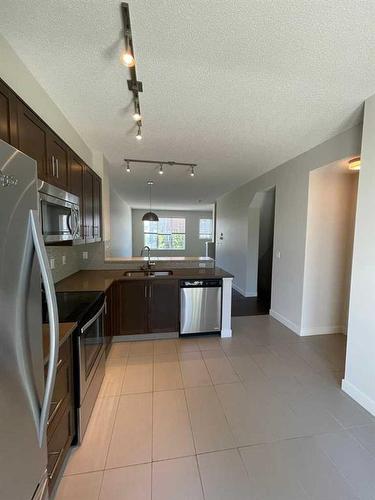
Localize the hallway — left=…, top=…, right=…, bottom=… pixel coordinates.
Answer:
left=56, top=316, right=375, bottom=500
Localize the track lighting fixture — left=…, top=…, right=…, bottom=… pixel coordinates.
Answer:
left=136, top=126, right=142, bottom=141
left=121, top=3, right=144, bottom=139
left=122, top=158, right=198, bottom=177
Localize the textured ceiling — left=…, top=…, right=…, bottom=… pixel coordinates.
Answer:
left=1, top=0, right=375, bottom=209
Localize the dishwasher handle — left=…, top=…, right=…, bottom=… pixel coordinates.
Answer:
left=180, top=279, right=222, bottom=288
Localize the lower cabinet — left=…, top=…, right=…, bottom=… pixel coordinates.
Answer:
left=118, top=279, right=179, bottom=336
left=104, top=283, right=115, bottom=353
left=46, top=336, right=75, bottom=493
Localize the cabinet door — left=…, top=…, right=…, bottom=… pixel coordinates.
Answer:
left=0, top=79, right=18, bottom=145
left=46, top=132, right=69, bottom=190
left=83, top=166, right=95, bottom=242
left=17, top=102, right=48, bottom=180
left=118, top=280, right=148, bottom=335
left=148, top=279, right=179, bottom=333
left=93, top=174, right=102, bottom=241
left=69, top=152, right=85, bottom=240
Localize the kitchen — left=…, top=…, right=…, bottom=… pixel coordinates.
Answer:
left=2, top=2, right=375, bottom=500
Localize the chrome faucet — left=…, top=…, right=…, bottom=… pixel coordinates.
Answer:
left=140, top=245, right=155, bottom=270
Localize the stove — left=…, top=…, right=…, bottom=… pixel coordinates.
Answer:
left=43, top=290, right=104, bottom=325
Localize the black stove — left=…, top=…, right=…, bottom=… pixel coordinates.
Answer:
left=43, top=290, right=104, bottom=325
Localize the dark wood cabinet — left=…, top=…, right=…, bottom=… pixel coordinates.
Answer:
left=0, top=79, right=18, bottom=145
left=105, top=284, right=115, bottom=353
left=118, top=279, right=179, bottom=335
left=45, top=336, right=75, bottom=493
left=149, top=280, right=179, bottom=333
left=46, top=132, right=69, bottom=190
left=83, top=166, right=95, bottom=242
left=93, top=174, right=102, bottom=241
left=17, top=102, right=48, bottom=181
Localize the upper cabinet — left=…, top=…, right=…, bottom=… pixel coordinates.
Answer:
left=0, top=77, right=102, bottom=245
left=0, top=79, right=18, bottom=146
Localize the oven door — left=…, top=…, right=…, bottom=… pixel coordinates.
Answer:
left=39, top=192, right=80, bottom=243
left=78, top=302, right=105, bottom=403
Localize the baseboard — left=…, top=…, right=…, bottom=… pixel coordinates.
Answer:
left=113, top=332, right=179, bottom=341
left=220, top=328, right=232, bottom=338
left=269, top=309, right=300, bottom=335
left=342, top=379, right=375, bottom=417
left=299, top=325, right=346, bottom=336
left=232, top=283, right=257, bottom=298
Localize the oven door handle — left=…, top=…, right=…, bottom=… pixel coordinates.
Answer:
left=72, top=208, right=80, bottom=239
left=80, top=300, right=106, bottom=334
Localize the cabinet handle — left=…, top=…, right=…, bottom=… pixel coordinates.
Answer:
left=48, top=447, right=65, bottom=480
left=51, top=156, right=55, bottom=177
left=144, top=285, right=148, bottom=298
left=56, top=358, right=63, bottom=370
left=47, top=398, right=63, bottom=426
left=149, top=284, right=152, bottom=298
left=56, top=158, right=59, bottom=179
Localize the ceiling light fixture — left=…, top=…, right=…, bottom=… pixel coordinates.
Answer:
left=136, top=126, right=142, bottom=141
left=123, top=158, right=198, bottom=177
left=121, top=3, right=144, bottom=138
left=142, top=181, right=159, bottom=222
left=348, top=157, right=361, bottom=171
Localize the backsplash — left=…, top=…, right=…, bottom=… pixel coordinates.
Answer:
left=46, top=246, right=81, bottom=282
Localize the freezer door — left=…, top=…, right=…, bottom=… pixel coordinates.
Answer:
left=0, top=140, right=58, bottom=500
left=180, top=287, right=222, bottom=334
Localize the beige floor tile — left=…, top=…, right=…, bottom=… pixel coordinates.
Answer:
left=350, top=424, right=375, bottom=457
left=154, top=339, right=177, bottom=355
left=185, top=386, right=235, bottom=453
left=153, top=389, right=195, bottom=461
left=152, top=456, right=204, bottom=500
left=121, top=355, right=153, bottom=394
left=106, top=393, right=152, bottom=468
left=225, top=352, right=265, bottom=381
left=201, top=350, right=239, bottom=384
left=154, top=352, right=183, bottom=391
left=179, top=351, right=212, bottom=388
left=197, top=336, right=223, bottom=351
left=55, top=471, right=103, bottom=500
left=176, top=337, right=200, bottom=353
left=99, top=362, right=127, bottom=397
left=64, top=397, right=119, bottom=475
left=108, top=342, right=131, bottom=359
left=129, top=341, right=154, bottom=357
left=99, top=463, right=151, bottom=500
left=197, top=449, right=253, bottom=500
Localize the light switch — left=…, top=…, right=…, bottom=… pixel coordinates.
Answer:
left=50, top=258, right=55, bottom=270
left=62, top=255, right=66, bottom=265
left=82, top=251, right=88, bottom=260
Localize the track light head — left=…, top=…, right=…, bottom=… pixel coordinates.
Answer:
left=125, top=160, right=131, bottom=173
left=136, top=126, right=142, bottom=141
left=122, top=51, right=135, bottom=67
left=158, top=164, right=164, bottom=175
left=133, top=112, right=142, bottom=122
left=190, top=166, right=195, bottom=177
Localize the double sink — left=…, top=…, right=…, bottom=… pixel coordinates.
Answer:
left=123, top=270, right=174, bottom=277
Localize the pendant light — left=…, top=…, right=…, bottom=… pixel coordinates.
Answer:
left=142, top=181, right=159, bottom=222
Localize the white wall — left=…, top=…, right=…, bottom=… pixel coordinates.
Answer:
left=0, top=34, right=93, bottom=167
left=216, top=124, right=362, bottom=333
left=109, top=189, right=132, bottom=257
left=343, top=95, right=375, bottom=416
left=132, top=209, right=213, bottom=257
left=301, top=164, right=358, bottom=335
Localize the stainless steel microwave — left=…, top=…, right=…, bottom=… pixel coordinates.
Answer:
left=38, top=181, right=81, bottom=243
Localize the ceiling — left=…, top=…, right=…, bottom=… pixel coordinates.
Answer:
left=1, top=1, right=375, bottom=209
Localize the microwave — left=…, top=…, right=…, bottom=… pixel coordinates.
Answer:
left=38, top=181, right=81, bottom=243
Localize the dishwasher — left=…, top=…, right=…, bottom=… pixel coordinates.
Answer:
left=180, top=279, right=222, bottom=335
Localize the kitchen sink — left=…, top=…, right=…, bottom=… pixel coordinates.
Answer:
left=123, top=270, right=173, bottom=277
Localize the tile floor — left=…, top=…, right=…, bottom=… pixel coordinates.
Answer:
left=55, top=315, right=375, bottom=500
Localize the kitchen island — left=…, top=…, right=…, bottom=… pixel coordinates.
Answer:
left=55, top=267, right=233, bottom=340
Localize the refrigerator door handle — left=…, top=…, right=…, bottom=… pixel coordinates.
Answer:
left=29, top=209, right=59, bottom=447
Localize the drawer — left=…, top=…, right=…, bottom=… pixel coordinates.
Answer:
left=47, top=404, right=74, bottom=492
left=46, top=339, right=72, bottom=438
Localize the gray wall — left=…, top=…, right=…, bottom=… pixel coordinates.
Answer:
left=132, top=209, right=213, bottom=257
left=344, top=95, right=375, bottom=415
left=216, top=124, right=362, bottom=332
left=109, top=189, right=133, bottom=257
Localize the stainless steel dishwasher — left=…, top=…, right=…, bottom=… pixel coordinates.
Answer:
left=180, top=279, right=222, bottom=335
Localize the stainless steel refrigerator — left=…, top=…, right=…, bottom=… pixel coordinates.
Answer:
left=0, top=140, right=59, bottom=500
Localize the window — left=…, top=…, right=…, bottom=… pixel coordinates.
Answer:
left=144, top=218, right=186, bottom=250
left=199, top=218, right=213, bottom=239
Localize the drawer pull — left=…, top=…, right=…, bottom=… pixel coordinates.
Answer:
left=47, top=399, right=63, bottom=426
left=56, top=358, right=63, bottom=370
left=48, top=447, right=64, bottom=480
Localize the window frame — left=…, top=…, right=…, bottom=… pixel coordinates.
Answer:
left=144, top=217, right=186, bottom=251
left=199, top=218, right=213, bottom=240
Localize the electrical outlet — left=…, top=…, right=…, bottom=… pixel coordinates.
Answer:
left=62, top=255, right=66, bottom=265
left=82, top=251, right=88, bottom=260
left=50, top=258, right=55, bottom=270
